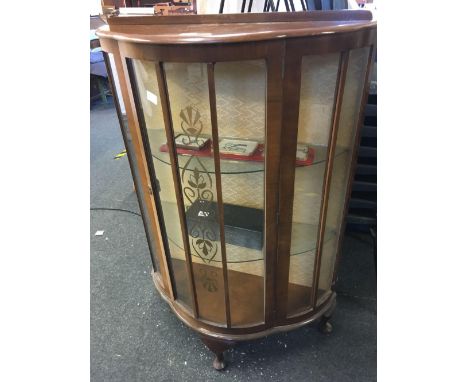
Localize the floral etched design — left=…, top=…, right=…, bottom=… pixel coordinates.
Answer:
left=179, top=106, right=218, bottom=272
left=179, top=105, right=205, bottom=147
left=200, top=269, right=218, bottom=293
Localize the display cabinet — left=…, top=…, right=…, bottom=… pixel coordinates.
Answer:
left=97, top=10, right=376, bottom=370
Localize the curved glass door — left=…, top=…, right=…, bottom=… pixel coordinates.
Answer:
left=130, top=59, right=194, bottom=313
left=128, top=58, right=267, bottom=327
left=286, top=47, right=371, bottom=315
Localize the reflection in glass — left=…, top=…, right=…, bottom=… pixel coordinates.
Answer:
left=317, top=47, right=371, bottom=305
left=108, top=54, right=160, bottom=273
left=287, top=53, right=340, bottom=316
left=132, top=59, right=194, bottom=312
left=164, top=62, right=227, bottom=324
left=215, top=60, right=266, bottom=326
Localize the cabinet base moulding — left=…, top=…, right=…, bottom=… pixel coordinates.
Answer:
left=152, top=270, right=337, bottom=368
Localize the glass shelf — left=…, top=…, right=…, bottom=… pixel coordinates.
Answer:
left=161, top=201, right=335, bottom=263
left=148, top=129, right=346, bottom=175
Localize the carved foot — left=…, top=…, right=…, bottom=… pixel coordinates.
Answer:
left=319, top=318, right=333, bottom=334
left=200, top=336, right=235, bottom=371
left=212, top=352, right=226, bottom=371
left=318, top=296, right=336, bottom=334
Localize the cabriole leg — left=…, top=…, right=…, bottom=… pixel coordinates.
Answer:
left=200, top=336, right=235, bottom=370
left=318, top=297, right=337, bottom=334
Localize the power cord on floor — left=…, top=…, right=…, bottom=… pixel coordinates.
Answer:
left=90, top=207, right=142, bottom=217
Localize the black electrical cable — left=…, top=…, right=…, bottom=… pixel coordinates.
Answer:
left=90, top=207, right=142, bottom=217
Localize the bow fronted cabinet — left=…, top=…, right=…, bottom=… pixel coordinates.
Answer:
left=97, top=10, right=376, bottom=370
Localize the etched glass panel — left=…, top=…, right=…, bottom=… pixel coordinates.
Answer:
left=165, top=62, right=227, bottom=324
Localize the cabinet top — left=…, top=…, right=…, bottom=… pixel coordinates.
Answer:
left=96, top=10, right=376, bottom=45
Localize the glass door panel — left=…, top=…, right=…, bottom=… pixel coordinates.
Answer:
left=215, top=60, right=266, bottom=326
left=130, top=58, right=268, bottom=326
left=105, top=53, right=161, bottom=273
left=164, top=62, right=227, bottom=324
left=287, top=53, right=340, bottom=316
left=316, top=47, right=371, bottom=305
left=131, top=59, right=194, bottom=312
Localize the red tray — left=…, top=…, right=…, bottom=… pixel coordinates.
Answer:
left=159, top=141, right=315, bottom=166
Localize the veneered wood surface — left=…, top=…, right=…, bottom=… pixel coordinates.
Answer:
left=171, top=258, right=312, bottom=328
left=97, top=11, right=375, bottom=45
left=152, top=264, right=336, bottom=340
left=275, top=47, right=303, bottom=321
left=263, top=41, right=284, bottom=328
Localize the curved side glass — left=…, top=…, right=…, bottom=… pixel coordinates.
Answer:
left=105, top=53, right=160, bottom=274
left=287, top=53, right=341, bottom=316
left=131, top=59, right=193, bottom=313
left=316, top=47, right=371, bottom=306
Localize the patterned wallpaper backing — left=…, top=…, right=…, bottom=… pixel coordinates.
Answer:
left=131, top=48, right=369, bottom=287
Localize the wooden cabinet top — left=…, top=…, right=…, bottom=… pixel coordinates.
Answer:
left=97, top=10, right=376, bottom=45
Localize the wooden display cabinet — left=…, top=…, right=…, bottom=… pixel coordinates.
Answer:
left=97, top=10, right=376, bottom=370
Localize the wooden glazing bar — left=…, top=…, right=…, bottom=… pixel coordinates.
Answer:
left=332, top=45, right=375, bottom=285
left=112, top=46, right=174, bottom=299
left=207, top=63, right=231, bottom=328
left=275, top=48, right=303, bottom=321
left=155, top=62, right=199, bottom=318
left=311, top=51, right=350, bottom=308
left=263, top=42, right=285, bottom=326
